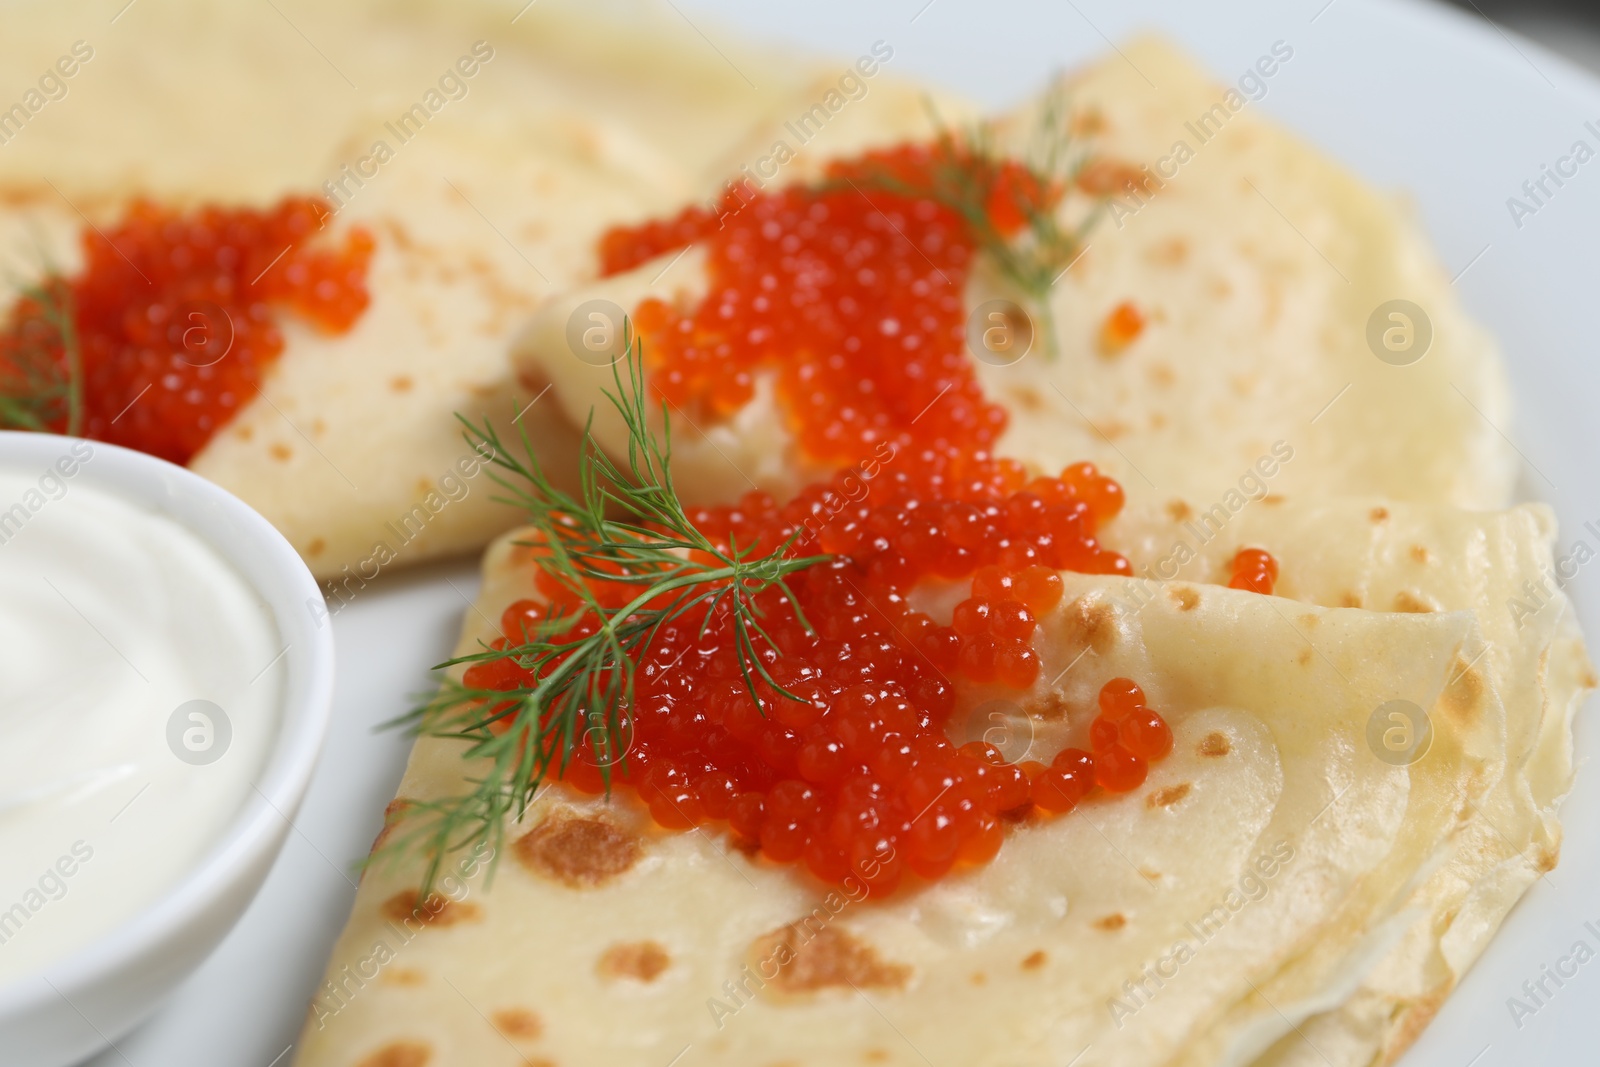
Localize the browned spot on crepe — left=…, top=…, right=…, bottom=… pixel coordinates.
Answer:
left=1340, top=591, right=1363, bottom=608
left=305, top=537, right=325, bottom=558
left=1007, top=384, right=1046, bottom=413
left=1075, top=158, right=1155, bottom=197
left=1147, top=783, right=1192, bottom=808
left=380, top=967, right=425, bottom=987
left=514, top=809, right=642, bottom=888
left=1297, top=613, right=1319, bottom=630
left=1165, top=499, right=1194, bottom=522
left=269, top=442, right=292, bottom=462
left=1410, top=544, right=1430, bottom=564
left=866, top=1049, right=891, bottom=1063
left=751, top=924, right=911, bottom=995
left=1093, top=913, right=1128, bottom=931
left=356, top=1041, right=432, bottom=1067
left=1297, top=647, right=1313, bottom=667
left=390, top=375, right=414, bottom=393
left=1394, top=590, right=1437, bottom=613
left=1168, top=586, right=1199, bottom=611
left=1261, top=494, right=1285, bottom=506
left=598, top=940, right=671, bottom=982
left=1147, top=236, right=1189, bottom=266
left=380, top=890, right=482, bottom=929
left=1198, top=732, right=1231, bottom=757
left=1021, top=950, right=1048, bottom=970
left=1148, top=362, right=1176, bottom=387
left=1536, top=841, right=1561, bottom=873
left=490, top=1007, right=543, bottom=1039
left=970, top=971, right=987, bottom=986
left=1062, top=595, right=1118, bottom=655
left=1439, top=655, right=1486, bottom=725
left=368, top=798, right=413, bottom=856
left=1370, top=507, right=1389, bottom=523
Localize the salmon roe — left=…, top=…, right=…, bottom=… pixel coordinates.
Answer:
left=462, top=145, right=1175, bottom=895
left=0, top=197, right=373, bottom=463
left=1228, top=547, right=1279, bottom=595
left=599, top=145, right=1047, bottom=467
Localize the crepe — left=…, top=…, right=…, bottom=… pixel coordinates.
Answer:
left=1101, top=496, right=1593, bottom=1066
left=0, top=0, right=913, bottom=580
left=294, top=533, right=1494, bottom=1067
left=512, top=37, right=1515, bottom=513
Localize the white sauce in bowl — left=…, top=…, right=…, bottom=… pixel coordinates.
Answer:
left=0, top=446, right=284, bottom=985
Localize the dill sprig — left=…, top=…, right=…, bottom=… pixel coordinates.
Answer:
left=375, top=331, right=830, bottom=891
left=835, top=86, right=1103, bottom=359
left=0, top=275, right=83, bottom=435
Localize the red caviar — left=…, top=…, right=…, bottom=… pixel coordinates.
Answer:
left=457, top=144, right=1181, bottom=894
left=1228, top=547, right=1280, bottom=595
left=599, top=145, right=1051, bottom=468
left=0, top=197, right=373, bottom=463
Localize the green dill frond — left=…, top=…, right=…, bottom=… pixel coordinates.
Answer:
left=371, top=329, right=829, bottom=893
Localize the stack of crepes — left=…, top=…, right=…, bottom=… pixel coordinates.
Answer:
left=0, top=0, right=951, bottom=580
left=296, top=36, right=1593, bottom=1067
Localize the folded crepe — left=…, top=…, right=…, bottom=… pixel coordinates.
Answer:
left=1104, top=497, right=1594, bottom=1065
left=0, top=0, right=944, bottom=579
left=294, top=535, right=1494, bottom=1067
left=512, top=37, right=1515, bottom=513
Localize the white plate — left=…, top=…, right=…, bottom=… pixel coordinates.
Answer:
left=86, top=1, right=1600, bottom=1063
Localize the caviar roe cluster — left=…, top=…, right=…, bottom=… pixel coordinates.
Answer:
left=0, top=197, right=373, bottom=463
left=599, top=144, right=1048, bottom=467
left=457, top=143, right=1190, bottom=895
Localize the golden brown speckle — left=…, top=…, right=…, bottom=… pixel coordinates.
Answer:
left=1410, top=544, right=1430, bottom=564
left=1340, top=592, right=1363, bottom=608
left=514, top=810, right=643, bottom=889
left=750, top=924, right=911, bottom=994
left=1093, top=913, right=1127, bottom=931
left=490, top=1008, right=542, bottom=1039
left=380, top=890, right=481, bottom=929
left=1198, top=732, right=1231, bottom=757
left=598, top=940, right=671, bottom=983
left=390, top=375, right=414, bottom=393
left=1393, top=591, right=1437, bottom=613
left=1062, top=595, right=1118, bottom=656
left=1147, top=783, right=1192, bottom=808
left=380, top=968, right=426, bottom=987
left=1165, top=499, right=1194, bottom=522
left=1169, top=586, right=1200, bottom=611
left=269, top=443, right=292, bottom=462
left=356, top=1041, right=432, bottom=1067
left=1370, top=507, right=1390, bottom=523
left=1022, top=950, right=1048, bottom=970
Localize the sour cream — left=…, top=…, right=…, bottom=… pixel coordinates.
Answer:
left=0, top=444, right=284, bottom=986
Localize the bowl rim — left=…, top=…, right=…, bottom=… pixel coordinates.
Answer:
left=0, top=431, right=335, bottom=1018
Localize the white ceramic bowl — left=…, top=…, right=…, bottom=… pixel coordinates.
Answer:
left=0, top=432, right=334, bottom=1067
